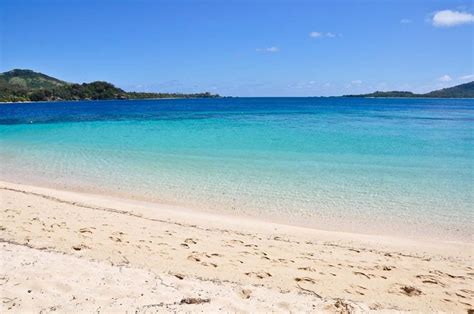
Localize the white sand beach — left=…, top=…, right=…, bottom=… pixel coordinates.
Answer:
left=0, top=180, right=472, bottom=312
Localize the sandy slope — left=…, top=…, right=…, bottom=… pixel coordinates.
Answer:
left=0, top=181, right=472, bottom=312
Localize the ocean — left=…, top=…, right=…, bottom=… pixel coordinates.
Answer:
left=1, top=97, right=472, bottom=240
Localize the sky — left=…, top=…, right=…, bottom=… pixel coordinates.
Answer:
left=1, top=0, right=473, bottom=96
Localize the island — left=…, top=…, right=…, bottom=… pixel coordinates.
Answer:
left=0, top=69, right=220, bottom=102
left=344, top=81, right=474, bottom=98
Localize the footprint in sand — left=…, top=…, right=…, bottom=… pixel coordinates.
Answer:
left=349, top=284, right=367, bottom=295
left=276, top=258, right=294, bottom=264
left=244, top=244, right=258, bottom=248
left=375, top=265, right=394, bottom=271
left=109, top=231, right=125, bottom=242
left=295, top=277, right=316, bottom=284
left=187, top=254, right=201, bottom=262
left=429, top=270, right=466, bottom=280
left=72, top=244, right=89, bottom=251
left=416, top=274, right=446, bottom=287
left=79, top=227, right=93, bottom=234
left=109, top=236, right=122, bottom=242
left=184, top=238, right=197, bottom=245
left=353, top=271, right=374, bottom=279
left=245, top=271, right=272, bottom=279
left=239, top=289, right=252, bottom=299
left=201, top=262, right=218, bottom=268
left=173, top=273, right=185, bottom=280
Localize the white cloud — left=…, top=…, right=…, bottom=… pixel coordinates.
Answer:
left=438, top=74, right=452, bottom=82
left=459, top=74, right=474, bottom=81
left=256, top=46, right=279, bottom=53
left=351, top=80, right=363, bottom=85
left=309, top=31, right=339, bottom=39
left=432, top=10, right=474, bottom=27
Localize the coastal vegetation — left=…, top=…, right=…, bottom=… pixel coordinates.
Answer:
left=344, top=81, right=474, bottom=98
left=0, top=69, right=220, bottom=102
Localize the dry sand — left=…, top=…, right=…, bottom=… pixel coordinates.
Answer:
left=0, top=180, right=473, bottom=312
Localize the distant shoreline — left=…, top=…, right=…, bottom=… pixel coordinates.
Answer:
left=0, top=97, right=221, bottom=104
left=2, top=96, right=474, bottom=104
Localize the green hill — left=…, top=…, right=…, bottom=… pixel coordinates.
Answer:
left=0, top=69, right=68, bottom=90
left=344, top=81, right=474, bottom=98
left=423, top=81, right=474, bottom=98
left=0, top=69, right=220, bottom=102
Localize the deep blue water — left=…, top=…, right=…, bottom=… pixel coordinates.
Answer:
left=1, top=98, right=473, bottom=239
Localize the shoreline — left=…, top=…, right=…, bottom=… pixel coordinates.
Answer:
left=2, top=96, right=474, bottom=105
left=2, top=179, right=471, bottom=249
left=0, top=97, right=221, bottom=105
left=1, top=180, right=473, bottom=312
left=1, top=170, right=471, bottom=243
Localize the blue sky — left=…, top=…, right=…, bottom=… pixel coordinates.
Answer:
left=1, top=0, right=473, bottom=96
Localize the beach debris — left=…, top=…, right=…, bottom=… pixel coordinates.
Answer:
left=295, top=276, right=322, bottom=298
left=400, top=286, right=422, bottom=296
left=333, top=298, right=355, bottom=314
left=296, top=283, right=322, bottom=299
left=179, top=297, right=210, bottom=305
left=79, top=228, right=93, bottom=234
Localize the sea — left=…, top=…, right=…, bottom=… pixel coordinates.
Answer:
left=1, top=97, right=472, bottom=241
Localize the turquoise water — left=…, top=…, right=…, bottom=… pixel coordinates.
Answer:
left=0, top=98, right=473, bottom=240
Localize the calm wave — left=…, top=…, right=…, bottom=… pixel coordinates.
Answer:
left=1, top=98, right=473, bottom=240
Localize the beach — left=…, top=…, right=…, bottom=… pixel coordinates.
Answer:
left=1, top=180, right=472, bottom=312
left=2, top=0, right=474, bottom=311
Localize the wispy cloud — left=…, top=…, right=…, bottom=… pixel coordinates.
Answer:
left=459, top=74, right=474, bottom=81
left=309, top=31, right=322, bottom=38
left=438, top=74, right=452, bottom=82
left=351, top=80, right=363, bottom=85
left=309, top=31, right=339, bottom=39
left=256, top=46, right=279, bottom=53
left=432, top=10, right=474, bottom=27
left=400, top=19, right=412, bottom=24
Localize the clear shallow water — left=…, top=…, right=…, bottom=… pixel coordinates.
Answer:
left=1, top=98, right=473, bottom=240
